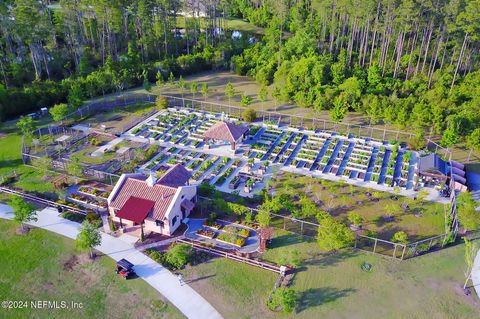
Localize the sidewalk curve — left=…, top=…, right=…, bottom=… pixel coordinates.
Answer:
left=0, top=204, right=222, bottom=319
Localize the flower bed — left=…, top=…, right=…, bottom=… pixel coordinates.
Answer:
left=69, top=193, right=107, bottom=208
left=196, top=228, right=215, bottom=239
left=217, top=232, right=246, bottom=247
left=223, top=225, right=250, bottom=238
left=203, top=220, right=221, bottom=230
left=78, top=186, right=109, bottom=200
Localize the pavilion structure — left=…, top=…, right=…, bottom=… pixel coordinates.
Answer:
left=203, top=121, right=248, bottom=151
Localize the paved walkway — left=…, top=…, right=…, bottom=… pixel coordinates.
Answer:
left=472, top=249, right=480, bottom=297
left=91, top=137, right=124, bottom=157
left=0, top=204, right=222, bottom=319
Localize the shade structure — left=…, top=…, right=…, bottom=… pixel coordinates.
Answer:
left=116, top=196, right=155, bottom=224
left=203, top=121, right=248, bottom=144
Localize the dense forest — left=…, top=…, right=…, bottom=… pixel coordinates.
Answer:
left=0, top=0, right=480, bottom=149
left=0, top=0, right=248, bottom=119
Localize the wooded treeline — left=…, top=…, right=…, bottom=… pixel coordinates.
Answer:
left=0, top=0, right=247, bottom=119
left=230, top=0, right=480, bottom=149
left=1, top=0, right=480, bottom=149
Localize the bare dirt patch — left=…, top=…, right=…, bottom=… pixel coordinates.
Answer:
left=15, top=226, right=31, bottom=235
left=63, top=254, right=79, bottom=271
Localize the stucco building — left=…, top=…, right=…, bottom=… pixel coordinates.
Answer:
left=107, top=164, right=196, bottom=236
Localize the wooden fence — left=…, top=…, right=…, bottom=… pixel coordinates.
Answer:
left=0, top=186, right=88, bottom=215
left=177, top=238, right=282, bottom=273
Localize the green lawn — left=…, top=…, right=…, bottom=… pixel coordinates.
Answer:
left=73, top=146, right=117, bottom=165
left=0, top=132, right=56, bottom=194
left=271, top=172, right=446, bottom=242
left=265, top=230, right=480, bottom=319
left=182, top=229, right=480, bottom=319
left=179, top=258, right=277, bottom=319
left=0, top=219, right=183, bottom=319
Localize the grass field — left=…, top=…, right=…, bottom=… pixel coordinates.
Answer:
left=182, top=230, right=480, bottom=319
left=179, top=258, right=277, bottom=319
left=270, top=172, right=446, bottom=242
left=0, top=219, right=183, bottom=319
left=0, top=130, right=56, bottom=194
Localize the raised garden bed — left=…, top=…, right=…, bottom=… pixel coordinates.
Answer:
left=223, top=225, right=250, bottom=238
left=203, top=220, right=222, bottom=230
left=68, top=193, right=107, bottom=209
left=196, top=228, right=215, bottom=239
left=217, top=233, right=246, bottom=247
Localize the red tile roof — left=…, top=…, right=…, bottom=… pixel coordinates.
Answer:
left=203, top=121, right=248, bottom=144
left=116, top=196, right=155, bottom=223
left=110, top=177, right=177, bottom=220
left=110, top=165, right=192, bottom=221
left=157, top=164, right=191, bottom=187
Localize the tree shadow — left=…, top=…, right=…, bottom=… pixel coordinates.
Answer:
left=186, top=274, right=216, bottom=284
left=296, top=287, right=356, bottom=313
left=268, top=234, right=312, bottom=249
left=0, top=159, right=23, bottom=170
left=301, top=249, right=358, bottom=268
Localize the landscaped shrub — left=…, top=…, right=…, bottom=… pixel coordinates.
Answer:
left=235, top=237, right=246, bottom=247
left=145, top=145, right=160, bottom=161
left=197, top=183, right=215, bottom=197
left=61, top=212, right=85, bottom=223
left=165, top=243, right=193, bottom=270
left=146, top=249, right=166, bottom=264
left=267, top=288, right=297, bottom=313
left=204, top=215, right=221, bottom=229
left=242, top=107, right=257, bottom=122
left=317, top=217, right=354, bottom=252
left=238, top=228, right=250, bottom=237
left=0, top=175, right=15, bottom=186
left=391, top=231, right=408, bottom=244
left=347, top=212, right=364, bottom=227
left=86, top=212, right=100, bottom=225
